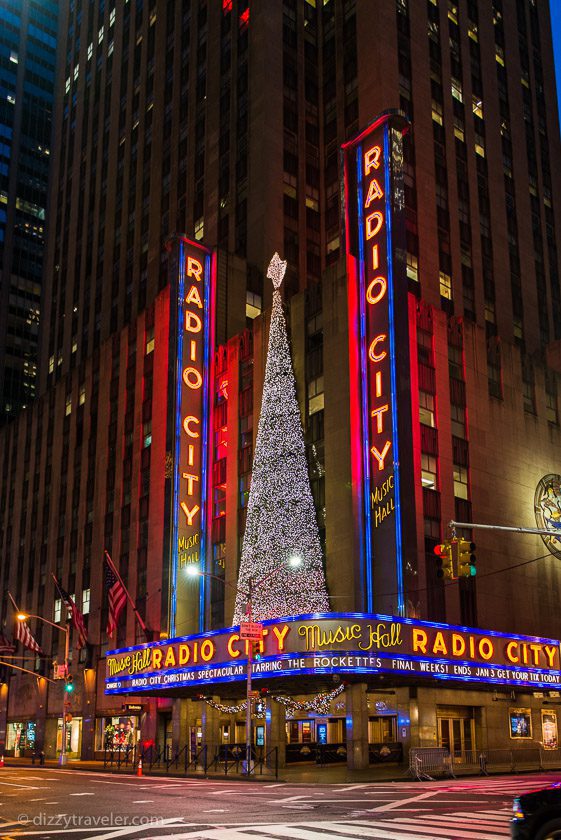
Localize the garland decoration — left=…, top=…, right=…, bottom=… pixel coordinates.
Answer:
left=272, top=684, right=346, bottom=717
left=197, top=684, right=346, bottom=719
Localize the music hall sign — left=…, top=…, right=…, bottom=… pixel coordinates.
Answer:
left=105, top=613, right=561, bottom=695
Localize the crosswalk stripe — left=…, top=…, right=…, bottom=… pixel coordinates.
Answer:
left=419, top=814, right=510, bottom=828
left=153, top=827, right=464, bottom=840
left=388, top=817, right=509, bottom=838
left=451, top=810, right=510, bottom=821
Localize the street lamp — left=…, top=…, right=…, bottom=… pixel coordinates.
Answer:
left=186, top=554, right=302, bottom=773
left=17, top=613, right=70, bottom=766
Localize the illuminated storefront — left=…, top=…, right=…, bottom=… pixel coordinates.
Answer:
left=104, top=613, right=561, bottom=766
left=106, top=614, right=561, bottom=694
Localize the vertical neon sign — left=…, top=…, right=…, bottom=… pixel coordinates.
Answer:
left=343, top=112, right=413, bottom=617
left=169, top=237, right=215, bottom=637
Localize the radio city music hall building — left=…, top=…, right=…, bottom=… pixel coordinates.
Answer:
left=2, top=1, right=561, bottom=767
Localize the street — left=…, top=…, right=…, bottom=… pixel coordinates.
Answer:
left=0, top=767, right=558, bottom=839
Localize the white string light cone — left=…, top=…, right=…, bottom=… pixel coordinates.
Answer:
left=233, top=254, right=330, bottom=623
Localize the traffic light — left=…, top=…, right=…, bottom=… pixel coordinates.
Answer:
left=458, top=539, right=476, bottom=577
left=251, top=641, right=262, bottom=661
left=434, top=541, right=455, bottom=579
left=64, top=673, right=74, bottom=693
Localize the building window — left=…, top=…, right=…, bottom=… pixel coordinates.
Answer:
left=145, top=327, right=154, bottom=354
left=65, top=395, right=72, bottom=416
left=246, top=291, right=262, bottom=320
left=143, top=421, right=152, bottom=448
left=54, top=598, right=61, bottom=623
left=308, top=376, right=324, bottom=415
left=421, top=453, right=438, bottom=489
left=453, top=464, right=469, bottom=500
left=451, top=403, right=465, bottom=438
left=406, top=252, right=419, bottom=282
left=82, top=588, right=90, bottom=615
left=439, top=271, right=452, bottom=300
left=419, top=390, right=436, bottom=427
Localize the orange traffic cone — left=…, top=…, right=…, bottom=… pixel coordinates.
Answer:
left=0, top=755, right=4, bottom=768
left=136, top=757, right=142, bottom=777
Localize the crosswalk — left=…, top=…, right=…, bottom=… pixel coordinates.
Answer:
left=3, top=808, right=512, bottom=840
left=180, top=810, right=511, bottom=840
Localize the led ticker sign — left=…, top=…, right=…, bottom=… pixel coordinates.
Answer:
left=343, top=112, right=415, bottom=616
left=105, top=613, right=561, bottom=695
left=169, top=237, right=215, bottom=637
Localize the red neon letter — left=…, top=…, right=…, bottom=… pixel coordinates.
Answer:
left=366, top=276, right=387, bottom=305
left=371, top=404, right=389, bottom=433
left=183, top=367, right=203, bottom=389
left=368, top=334, right=387, bottom=363
left=371, top=440, right=391, bottom=471
left=365, top=179, right=384, bottom=204
left=365, top=211, right=384, bottom=237
left=182, top=472, right=200, bottom=495
left=364, top=145, right=381, bottom=174
left=180, top=502, right=200, bottom=526
left=186, top=257, right=203, bottom=282
left=185, top=284, right=203, bottom=309
left=183, top=416, right=200, bottom=437
left=185, top=311, right=202, bottom=333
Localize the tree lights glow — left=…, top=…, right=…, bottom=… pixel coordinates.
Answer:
left=232, top=254, right=330, bottom=623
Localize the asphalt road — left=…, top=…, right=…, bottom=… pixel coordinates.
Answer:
left=0, top=766, right=558, bottom=839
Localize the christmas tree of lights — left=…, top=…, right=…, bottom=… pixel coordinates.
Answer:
left=233, top=253, right=330, bottom=623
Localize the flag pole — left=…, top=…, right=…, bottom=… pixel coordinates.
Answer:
left=104, top=550, right=151, bottom=641
left=7, top=591, right=19, bottom=612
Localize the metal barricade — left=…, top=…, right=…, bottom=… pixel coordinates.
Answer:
left=409, top=748, right=455, bottom=781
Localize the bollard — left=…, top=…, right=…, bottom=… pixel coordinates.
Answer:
left=137, top=757, right=143, bottom=777
left=40, top=751, right=45, bottom=766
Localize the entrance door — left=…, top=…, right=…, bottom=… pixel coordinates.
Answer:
left=438, top=716, right=474, bottom=760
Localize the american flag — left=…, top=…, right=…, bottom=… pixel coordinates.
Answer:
left=52, top=576, right=88, bottom=650
left=14, top=620, right=42, bottom=654
left=104, top=556, right=127, bottom=638
left=0, top=630, right=16, bottom=655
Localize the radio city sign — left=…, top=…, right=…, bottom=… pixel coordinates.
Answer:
left=105, top=613, right=561, bottom=695
left=343, top=111, right=415, bottom=616
left=168, top=237, right=215, bottom=637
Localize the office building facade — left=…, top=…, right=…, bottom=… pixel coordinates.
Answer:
left=0, top=0, right=58, bottom=423
left=2, top=0, right=561, bottom=766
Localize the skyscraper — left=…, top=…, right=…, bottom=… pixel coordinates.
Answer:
left=1, top=0, right=561, bottom=767
left=0, top=0, right=58, bottom=423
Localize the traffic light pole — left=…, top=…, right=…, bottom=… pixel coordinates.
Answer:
left=60, top=622, right=70, bottom=766
left=449, top=520, right=561, bottom=538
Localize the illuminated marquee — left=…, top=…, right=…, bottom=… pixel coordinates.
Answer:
left=169, top=237, right=215, bottom=637
left=105, top=613, right=561, bottom=695
left=343, top=112, right=414, bottom=616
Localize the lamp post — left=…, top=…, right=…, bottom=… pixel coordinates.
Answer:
left=186, top=554, right=302, bottom=774
left=17, top=613, right=70, bottom=766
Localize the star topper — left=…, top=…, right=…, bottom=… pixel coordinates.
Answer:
left=267, top=252, right=287, bottom=289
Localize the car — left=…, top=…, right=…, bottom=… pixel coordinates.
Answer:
left=512, top=784, right=561, bottom=839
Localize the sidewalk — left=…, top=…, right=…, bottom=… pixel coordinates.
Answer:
left=2, top=755, right=410, bottom=783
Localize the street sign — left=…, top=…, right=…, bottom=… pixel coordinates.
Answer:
left=239, top=622, right=263, bottom=640
left=53, top=664, right=67, bottom=680
left=248, top=690, right=260, bottom=698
